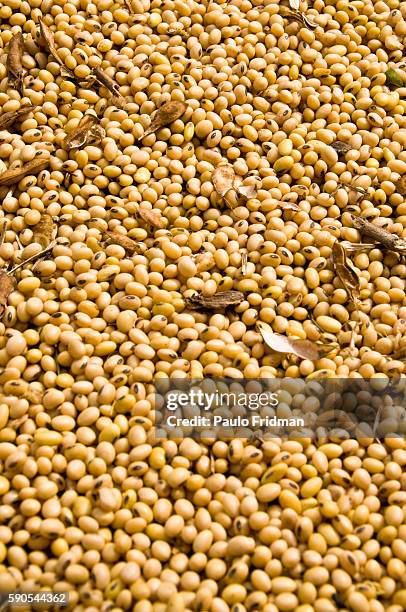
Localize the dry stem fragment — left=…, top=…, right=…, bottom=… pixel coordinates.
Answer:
left=141, top=101, right=187, bottom=138
left=351, top=215, right=406, bottom=252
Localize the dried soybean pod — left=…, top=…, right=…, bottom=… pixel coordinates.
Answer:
left=32, top=214, right=56, bottom=248
left=396, top=175, right=406, bottom=196
left=38, top=20, right=76, bottom=78
left=185, top=290, right=244, bottom=310
left=0, top=271, right=16, bottom=318
left=102, top=231, right=146, bottom=255
left=0, top=105, right=38, bottom=130
left=212, top=165, right=236, bottom=197
left=332, top=241, right=360, bottom=301
left=7, top=32, right=25, bottom=95
left=93, top=67, right=122, bottom=98
left=256, top=321, right=330, bottom=361
left=141, top=101, right=187, bottom=137
left=64, top=113, right=100, bottom=151
left=236, top=184, right=257, bottom=200
left=0, top=158, right=50, bottom=186
left=137, top=206, right=165, bottom=229
left=331, top=141, right=352, bottom=154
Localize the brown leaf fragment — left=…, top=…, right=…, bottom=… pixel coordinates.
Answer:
left=0, top=105, right=38, bottom=130
left=138, top=206, right=164, bottom=229
left=0, top=157, right=50, bottom=186
left=141, top=101, right=187, bottom=138
left=32, top=213, right=56, bottom=248
left=212, top=164, right=236, bottom=197
left=351, top=215, right=406, bottom=252
left=185, top=291, right=244, bottom=310
left=331, top=141, right=352, bottom=154
left=102, top=231, right=146, bottom=255
left=38, top=20, right=76, bottom=79
left=396, top=175, right=406, bottom=196
left=256, top=321, right=326, bottom=361
left=332, top=241, right=360, bottom=301
left=0, top=270, right=16, bottom=318
left=7, top=32, right=25, bottom=95
left=64, top=113, right=101, bottom=151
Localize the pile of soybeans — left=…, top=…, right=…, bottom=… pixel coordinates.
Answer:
left=0, top=0, right=406, bottom=609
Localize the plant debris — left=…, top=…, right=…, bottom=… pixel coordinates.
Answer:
left=63, top=112, right=104, bottom=150
left=396, top=175, right=406, bottom=196
left=101, top=231, right=146, bottom=254
left=212, top=164, right=235, bottom=197
left=0, top=105, right=38, bottom=130
left=385, top=69, right=404, bottom=88
left=282, top=9, right=318, bottom=29
left=256, top=321, right=330, bottom=361
left=38, top=20, right=76, bottom=79
left=32, top=213, right=56, bottom=248
left=141, top=101, right=187, bottom=138
left=7, top=32, right=25, bottom=95
left=137, top=206, right=165, bottom=229
left=340, top=241, right=376, bottom=253
left=351, top=215, right=406, bottom=253
left=331, top=141, right=352, bottom=154
left=0, top=243, right=55, bottom=318
left=92, top=67, right=126, bottom=107
left=0, top=158, right=50, bottom=186
left=280, top=201, right=300, bottom=212
left=235, top=184, right=257, bottom=200
left=332, top=241, right=360, bottom=302
left=289, top=0, right=300, bottom=9
left=185, top=290, right=244, bottom=310
left=0, top=271, right=16, bottom=318
left=241, top=252, right=248, bottom=276
left=212, top=165, right=256, bottom=209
